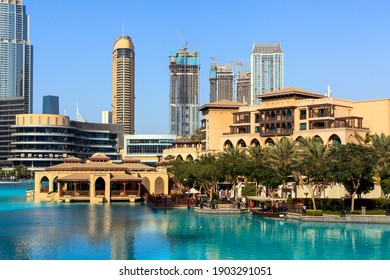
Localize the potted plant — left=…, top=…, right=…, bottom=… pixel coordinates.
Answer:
left=241, top=183, right=257, bottom=208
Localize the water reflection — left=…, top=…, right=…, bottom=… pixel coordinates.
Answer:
left=1, top=191, right=390, bottom=260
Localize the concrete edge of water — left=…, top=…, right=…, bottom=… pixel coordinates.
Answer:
left=286, top=212, right=390, bottom=224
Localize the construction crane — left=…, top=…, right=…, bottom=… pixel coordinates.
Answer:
left=210, top=57, right=249, bottom=72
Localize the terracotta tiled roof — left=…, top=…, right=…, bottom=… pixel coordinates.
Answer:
left=57, top=173, right=90, bottom=181
left=110, top=173, right=142, bottom=181
left=78, top=161, right=127, bottom=171
left=199, top=99, right=242, bottom=111
left=121, top=162, right=156, bottom=171
left=89, top=153, right=110, bottom=162
left=46, top=162, right=84, bottom=171
left=258, top=86, right=325, bottom=99
left=172, top=136, right=195, bottom=144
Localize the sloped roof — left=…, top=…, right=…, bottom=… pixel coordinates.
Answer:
left=199, top=99, right=242, bottom=111
left=172, top=136, right=195, bottom=144
left=78, top=161, right=127, bottom=171
left=57, top=173, right=90, bottom=181
left=121, top=162, right=156, bottom=171
left=258, top=86, right=325, bottom=100
left=46, top=162, right=84, bottom=171
left=110, top=173, right=142, bottom=181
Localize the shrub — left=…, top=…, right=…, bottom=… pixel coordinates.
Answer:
left=306, top=210, right=323, bottom=216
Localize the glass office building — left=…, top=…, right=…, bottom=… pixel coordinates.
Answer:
left=124, top=134, right=176, bottom=166
left=250, top=43, right=283, bottom=104
left=9, top=114, right=123, bottom=168
left=42, top=95, right=59, bottom=114
left=0, top=0, right=33, bottom=165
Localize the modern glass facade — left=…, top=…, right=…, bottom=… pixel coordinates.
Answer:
left=250, top=43, right=283, bottom=105
left=124, top=134, right=176, bottom=166
left=0, top=0, right=33, bottom=165
left=169, top=48, right=200, bottom=136
left=42, top=95, right=59, bottom=114
left=9, top=114, right=123, bottom=168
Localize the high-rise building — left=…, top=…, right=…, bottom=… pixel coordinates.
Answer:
left=209, top=64, right=234, bottom=102
left=169, top=47, right=200, bottom=136
left=0, top=0, right=33, bottom=166
left=42, top=95, right=59, bottom=114
left=112, top=36, right=135, bottom=134
left=236, top=71, right=251, bottom=105
left=101, top=110, right=112, bottom=124
left=250, top=43, right=283, bottom=104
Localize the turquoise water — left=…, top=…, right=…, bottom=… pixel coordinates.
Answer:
left=1, top=184, right=390, bottom=260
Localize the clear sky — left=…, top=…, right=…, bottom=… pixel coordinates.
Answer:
left=26, top=0, right=390, bottom=134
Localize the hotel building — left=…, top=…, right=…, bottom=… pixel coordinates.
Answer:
left=169, top=47, right=200, bottom=136
left=250, top=43, right=283, bottom=104
left=209, top=64, right=234, bottom=102
left=112, top=36, right=135, bottom=134
left=0, top=0, right=33, bottom=166
left=8, top=114, right=123, bottom=169
left=199, top=87, right=390, bottom=153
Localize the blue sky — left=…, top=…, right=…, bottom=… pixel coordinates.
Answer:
left=26, top=0, right=390, bottom=134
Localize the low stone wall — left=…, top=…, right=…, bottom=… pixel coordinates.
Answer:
left=194, top=207, right=249, bottom=215
left=286, top=213, right=390, bottom=224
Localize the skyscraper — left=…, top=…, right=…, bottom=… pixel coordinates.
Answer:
left=0, top=0, right=33, bottom=165
left=250, top=43, right=283, bottom=104
left=112, top=36, right=135, bottom=134
left=101, top=111, right=112, bottom=124
left=42, top=95, right=59, bottom=114
left=169, top=47, right=200, bottom=136
left=209, top=64, right=234, bottom=102
left=236, top=71, right=251, bottom=105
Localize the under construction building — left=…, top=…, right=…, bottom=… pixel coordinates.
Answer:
left=169, top=48, right=200, bottom=136
left=209, top=64, right=234, bottom=102
left=236, top=71, right=251, bottom=105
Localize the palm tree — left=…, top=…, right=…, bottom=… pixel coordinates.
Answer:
left=219, top=146, right=247, bottom=190
left=297, top=137, right=330, bottom=210
left=369, top=133, right=390, bottom=196
left=267, top=137, right=297, bottom=190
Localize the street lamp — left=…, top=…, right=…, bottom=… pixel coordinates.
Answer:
left=304, top=192, right=308, bottom=199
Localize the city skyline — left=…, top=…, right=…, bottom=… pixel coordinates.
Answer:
left=26, top=0, right=390, bottom=134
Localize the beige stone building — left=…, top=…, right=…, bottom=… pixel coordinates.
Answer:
left=34, top=153, right=171, bottom=204
left=199, top=87, right=390, bottom=152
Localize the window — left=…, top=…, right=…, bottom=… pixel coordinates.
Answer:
left=300, top=110, right=307, bottom=120
left=300, top=123, right=307, bottom=130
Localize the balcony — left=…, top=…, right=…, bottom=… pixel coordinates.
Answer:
left=260, top=129, right=293, bottom=137
left=224, top=125, right=250, bottom=135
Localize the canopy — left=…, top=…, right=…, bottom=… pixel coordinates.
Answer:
left=186, top=188, right=200, bottom=194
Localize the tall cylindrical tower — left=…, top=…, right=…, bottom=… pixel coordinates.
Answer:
left=112, top=36, right=135, bottom=134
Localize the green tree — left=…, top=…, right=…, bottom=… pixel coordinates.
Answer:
left=369, top=133, right=390, bottom=195
left=296, top=137, right=331, bottom=210
left=165, top=159, right=196, bottom=193
left=267, top=137, right=297, bottom=189
left=327, top=143, right=378, bottom=210
left=194, top=154, right=224, bottom=199
left=219, top=146, right=247, bottom=186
